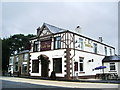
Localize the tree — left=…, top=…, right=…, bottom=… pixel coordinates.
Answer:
left=2, top=34, right=36, bottom=71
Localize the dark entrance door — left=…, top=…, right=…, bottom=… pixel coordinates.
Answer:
left=41, top=60, right=49, bottom=77
left=40, top=55, right=49, bottom=77
left=19, top=66, right=21, bottom=76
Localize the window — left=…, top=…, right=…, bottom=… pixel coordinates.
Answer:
left=23, top=53, right=28, bottom=62
left=32, top=60, right=39, bottom=73
left=9, top=57, right=13, bottom=64
left=93, top=43, right=97, bottom=53
left=110, top=48, right=112, bottom=56
left=54, top=36, right=61, bottom=49
left=79, top=57, right=84, bottom=72
left=74, top=62, right=78, bottom=71
left=79, top=38, right=83, bottom=50
left=16, top=56, right=19, bottom=62
left=53, top=58, right=62, bottom=73
left=110, top=63, right=116, bottom=71
left=105, top=47, right=107, bottom=56
left=33, top=41, right=39, bottom=52
left=22, top=64, right=27, bottom=73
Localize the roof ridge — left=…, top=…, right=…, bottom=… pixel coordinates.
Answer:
left=44, top=22, right=64, bottom=30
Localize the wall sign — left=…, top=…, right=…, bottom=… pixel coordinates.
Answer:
left=84, top=41, right=93, bottom=48
left=40, top=39, right=52, bottom=51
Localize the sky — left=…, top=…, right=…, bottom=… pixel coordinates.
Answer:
left=2, top=1, right=118, bottom=54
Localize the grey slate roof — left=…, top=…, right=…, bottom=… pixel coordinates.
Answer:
left=102, top=56, right=120, bottom=62
left=43, top=23, right=66, bottom=33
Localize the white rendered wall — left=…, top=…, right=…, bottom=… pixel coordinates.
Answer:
left=74, top=34, right=115, bottom=56
left=103, top=62, right=119, bottom=75
left=70, top=49, right=104, bottom=77
left=30, top=49, right=66, bottom=77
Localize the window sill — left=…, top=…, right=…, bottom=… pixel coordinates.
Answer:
left=79, top=72, right=85, bottom=74
left=109, top=70, right=117, bottom=72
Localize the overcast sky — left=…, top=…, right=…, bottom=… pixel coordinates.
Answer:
left=2, top=2, right=118, bottom=54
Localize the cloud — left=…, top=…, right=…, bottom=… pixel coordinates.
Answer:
left=2, top=2, right=118, bottom=53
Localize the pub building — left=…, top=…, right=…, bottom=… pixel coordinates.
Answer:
left=29, top=23, right=115, bottom=79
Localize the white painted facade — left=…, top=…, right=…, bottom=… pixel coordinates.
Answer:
left=103, top=61, right=120, bottom=79
left=29, top=23, right=115, bottom=79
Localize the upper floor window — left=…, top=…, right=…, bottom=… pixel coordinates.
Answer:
left=16, top=56, right=19, bottom=62
left=110, top=63, right=116, bottom=71
left=79, top=57, right=84, bottom=72
left=33, top=41, right=39, bottom=52
left=23, top=53, right=28, bottom=62
left=54, top=36, right=61, bottom=49
left=110, top=48, right=112, bottom=56
left=105, top=47, right=107, bottom=56
left=79, top=38, right=83, bottom=50
left=9, top=57, right=13, bottom=64
left=93, top=43, right=97, bottom=54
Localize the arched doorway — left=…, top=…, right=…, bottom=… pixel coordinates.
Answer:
left=38, top=54, right=50, bottom=77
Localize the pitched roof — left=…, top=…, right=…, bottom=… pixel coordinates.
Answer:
left=43, top=23, right=66, bottom=33
left=37, top=23, right=67, bottom=37
left=102, top=56, right=120, bottom=62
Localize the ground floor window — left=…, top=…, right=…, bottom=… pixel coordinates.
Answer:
left=110, top=63, right=116, bottom=71
left=79, top=57, right=84, bottom=72
left=32, top=60, right=39, bottom=73
left=53, top=58, right=62, bottom=73
left=22, top=64, right=27, bottom=73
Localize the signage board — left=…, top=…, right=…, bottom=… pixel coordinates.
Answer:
left=40, top=39, right=52, bottom=51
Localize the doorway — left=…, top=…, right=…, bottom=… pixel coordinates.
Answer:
left=39, top=54, right=49, bottom=77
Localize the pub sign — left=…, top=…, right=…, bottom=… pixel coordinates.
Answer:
left=40, top=39, right=52, bottom=51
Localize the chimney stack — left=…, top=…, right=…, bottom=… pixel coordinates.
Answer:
left=37, top=27, right=40, bottom=35
left=98, top=37, right=103, bottom=42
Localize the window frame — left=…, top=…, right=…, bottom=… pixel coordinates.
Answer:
left=53, top=58, right=62, bottom=73
left=105, top=46, right=107, bottom=56
left=23, top=53, right=28, bottom=62
left=109, top=62, right=116, bottom=71
left=54, top=36, right=61, bottom=49
left=79, top=57, right=84, bottom=72
left=110, top=48, right=112, bottom=56
left=32, top=60, right=39, bottom=73
left=79, top=38, right=84, bottom=50
left=93, top=43, right=97, bottom=54
left=33, top=41, right=39, bottom=52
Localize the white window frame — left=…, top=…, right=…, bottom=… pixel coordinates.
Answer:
left=79, top=38, right=83, bottom=50
left=105, top=46, right=107, bottom=56
left=110, top=48, right=112, bottom=56
left=109, top=62, right=116, bottom=71
left=93, top=43, right=97, bottom=54
left=79, top=57, right=84, bottom=72
left=23, top=53, right=28, bottom=62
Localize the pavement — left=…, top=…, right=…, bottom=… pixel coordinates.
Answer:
left=19, top=75, right=120, bottom=84
left=0, top=76, right=119, bottom=89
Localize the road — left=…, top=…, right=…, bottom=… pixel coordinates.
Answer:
left=0, top=76, right=119, bottom=89
left=2, top=80, right=63, bottom=88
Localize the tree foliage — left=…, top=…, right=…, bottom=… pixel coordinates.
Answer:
left=2, top=34, right=36, bottom=71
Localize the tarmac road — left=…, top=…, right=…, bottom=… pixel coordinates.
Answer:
left=1, top=76, right=119, bottom=90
